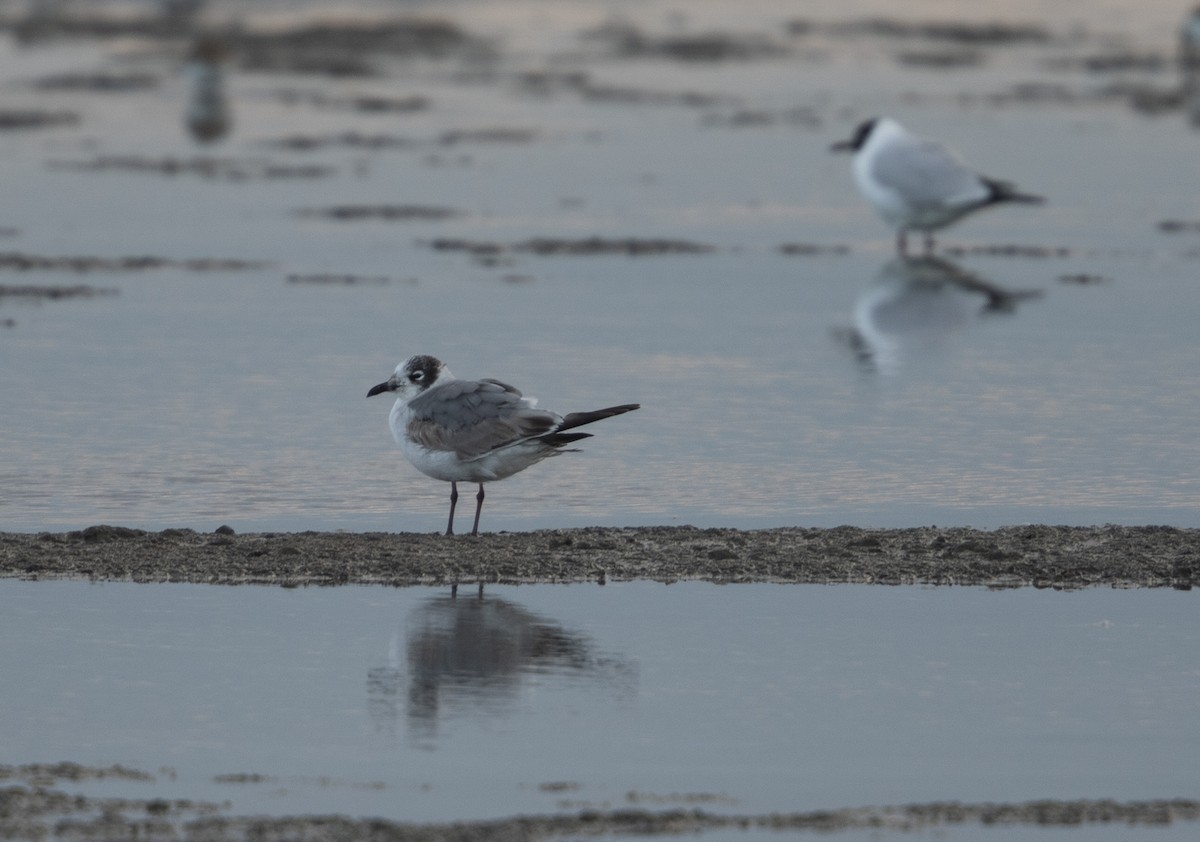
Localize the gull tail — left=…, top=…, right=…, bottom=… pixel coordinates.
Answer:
left=983, top=177, right=1044, bottom=205
left=538, top=403, right=640, bottom=446
left=558, top=403, right=641, bottom=432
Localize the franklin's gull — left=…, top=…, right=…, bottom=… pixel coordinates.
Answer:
left=367, top=355, right=639, bottom=536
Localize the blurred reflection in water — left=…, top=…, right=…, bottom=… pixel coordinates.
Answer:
left=163, top=0, right=209, bottom=33
left=367, top=593, right=638, bottom=745
left=1181, top=7, right=1200, bottom=126
left=184, top=35, right=230, bottom=144
left=838, top=255, right=1041, bottom=375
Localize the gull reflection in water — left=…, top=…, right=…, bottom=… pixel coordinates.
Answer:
left=1182, top=7, right=1200, bottom=126
left=837, top=255, right=1041, bottom=375
left=184, top=35, right=230, bottom=144
left=367, top=592, right=638, bottom=745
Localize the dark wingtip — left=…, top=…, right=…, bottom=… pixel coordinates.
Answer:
left=983, top=178, right=1045, bottom=206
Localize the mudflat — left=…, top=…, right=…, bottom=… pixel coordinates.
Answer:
left=2, top=524, right=1196, bottom=589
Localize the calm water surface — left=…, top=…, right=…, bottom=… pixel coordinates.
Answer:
left=4, top=6, right=1199, bottom=841
left=1, top=580, right=1197, bottom=831
left=2, top=0, right=1200, bottom=533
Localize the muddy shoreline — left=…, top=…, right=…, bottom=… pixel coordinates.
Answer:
left=2, top=524, right=1196, bottom=589
left=1, top=767, right=1197, bottom=841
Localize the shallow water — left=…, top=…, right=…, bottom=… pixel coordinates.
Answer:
left=2, top=579, right=1197, bottom=832
left=2, top=0, right=1200, bottom=533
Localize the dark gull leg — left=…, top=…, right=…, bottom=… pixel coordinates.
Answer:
left=470, top=484, right=485, bottom=536
left=446, top=481, right=458, bottom=536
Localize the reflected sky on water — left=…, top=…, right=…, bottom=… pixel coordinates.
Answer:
left=2, top=1, right=1200, bottom=532
left=1, top=579, right=1197, bottom=828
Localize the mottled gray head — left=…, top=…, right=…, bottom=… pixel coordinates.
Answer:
left=367, top=354, right=450, bottom=401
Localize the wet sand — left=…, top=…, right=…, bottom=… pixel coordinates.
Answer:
left=2, top=524, right=1196, bottom=589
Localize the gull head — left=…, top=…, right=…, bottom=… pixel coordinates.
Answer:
left=830, top=117, right=881, bottom=153
left=367, top=354, right=451, bottom=402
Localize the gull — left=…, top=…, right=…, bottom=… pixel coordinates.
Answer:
left=367, top=355, right=639, bottom=536
left=831, top=117, right=1043, bottom=254
left=184, top=36, right=230, bottom=144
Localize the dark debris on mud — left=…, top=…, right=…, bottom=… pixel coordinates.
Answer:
left=2, top=525, right=1196, bottom=590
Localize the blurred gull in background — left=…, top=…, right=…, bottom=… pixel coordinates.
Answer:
left=831, top=117, right=1043, bottom=254
left=183, top=34, right=230, bottom=143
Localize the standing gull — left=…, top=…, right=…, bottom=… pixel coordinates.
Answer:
left=367, top=355, right=639, bottom=536
left=831, top=117, right=1043, bottom=253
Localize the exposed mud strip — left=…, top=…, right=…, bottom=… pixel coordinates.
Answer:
left=1, top=525, right=1195, bottom=590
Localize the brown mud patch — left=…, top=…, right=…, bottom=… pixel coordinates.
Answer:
left=817, top=18, right=1054, bottom=46
left=295, top=205, right=462, bottom=222
left=286, top=273, right=415, bottom=287
left=28, top=72, right=158, bottom=93
left=584, top=21, right=792, bottom=63
left=264, top=132, right=415, bottom=151
left=48, top=156, right=337, bottom=181
left=1059, top=273, right=1109, bottom=285
left=940, top=243, right=1073, bottom=258
left=427, top=237, right=717, bottom=266
left=271, top=89, right=431, bottom=114
left=515, top=70, right=730, bottom=108
left=1, top=13, right=489, bottom=74
left=0, top=283, right=117, bottom=299
left=2, top=525, right=1196, bottom=590
left=778, top=242, right=852, bottom=256
left=0, top=772, right=1196, bottom=842
left=231, top=20, right=491, bottom=77
left=1157, top=219, right=1200, bottom=233
left=0, top=109, right=78, bottom=130
left=0, top=253, right=268, bottom=273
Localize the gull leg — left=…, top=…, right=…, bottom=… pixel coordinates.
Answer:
left=446, top=481, right=458, bottom=536
left=471, top=484, right=485, bottom=536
